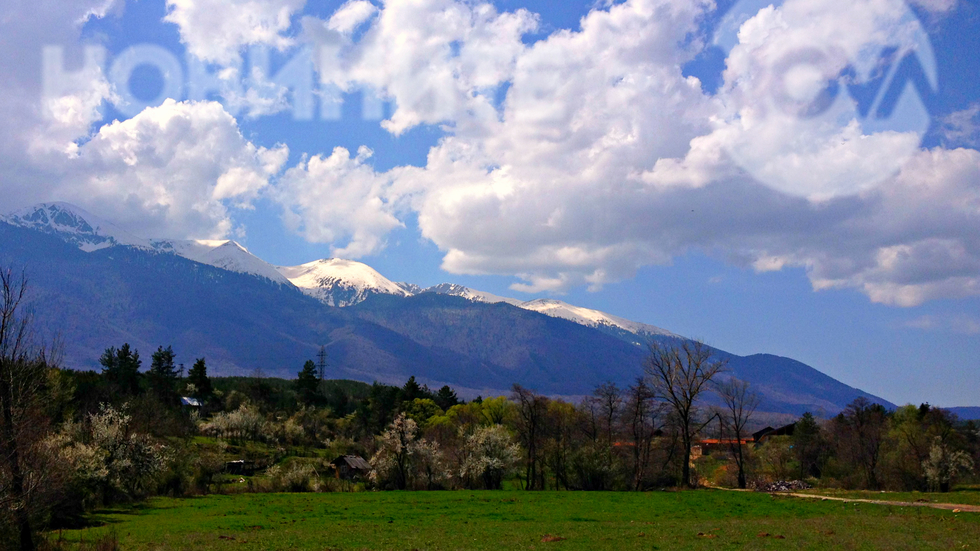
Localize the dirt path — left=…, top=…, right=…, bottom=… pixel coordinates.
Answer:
left=711, top=486, right=980, bottom=512
left=778, top=492, right=980, bottom=513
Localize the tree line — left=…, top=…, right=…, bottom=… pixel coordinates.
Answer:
left=1, top=268, right=978, bottom=550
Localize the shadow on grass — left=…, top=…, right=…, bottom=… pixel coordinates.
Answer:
left=41, top=529, right=120, bottom=551
left=73, top=496, right=208, bottom=529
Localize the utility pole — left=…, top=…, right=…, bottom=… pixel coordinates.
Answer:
left=316, top=345, right=327, bottom=381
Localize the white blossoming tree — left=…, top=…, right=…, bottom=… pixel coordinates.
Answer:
left=199, top=404, right=265, bottom=444
left=50, top=403, right=168, bottom=505
left=923, top=437, right=975, bottom=493
left=461, top=425, right=520, bottom=490
left=369, top=413, right=448, bottom=490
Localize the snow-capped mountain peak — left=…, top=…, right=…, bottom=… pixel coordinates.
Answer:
left=3, top=202, right=149, bottom=252
left=423, top=283, right=523, bottom=306
left=277, top=258, right=411, bottom=307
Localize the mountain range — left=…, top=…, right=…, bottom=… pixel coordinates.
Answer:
left=3, top=203, right=679, bottom=342
left=0, top=202, right=906, bottom=417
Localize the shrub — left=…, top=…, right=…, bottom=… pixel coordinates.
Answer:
left=265, top=462, right=319, bottom=493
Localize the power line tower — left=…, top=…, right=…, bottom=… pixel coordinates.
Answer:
left=316, top=345, right=327, bottom=381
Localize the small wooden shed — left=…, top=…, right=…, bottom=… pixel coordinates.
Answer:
left=329, top=455, right=371, bottom=480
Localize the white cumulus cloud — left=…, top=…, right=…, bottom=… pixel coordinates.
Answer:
left=0, top=0, right=121, bottom=207
left=320, top=0, right=540, bottom=135
left=164, top=0, right=307, bottom=65
left=381, top=0, right=716, bottom=291
left=57, top=99, right=288, bottom=239
left=940, top=104, right=980, bottom=148
left=327, top=0, right=378, bottom=34
left=907, top=0, right=958, bottom=14
left=275, top=146, right=401, bottom=258
left=6, top=0, right=979, bottom=309
left=291, top=0, right=980, bottom=306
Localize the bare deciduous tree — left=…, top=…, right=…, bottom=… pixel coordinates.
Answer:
left=594, top=382, right=622, bottom=448
left=831, top=397, right=889, bottom=490
left=717, top=376, right=759, bottom=489
left=578, top=395, right=602, bottom=444
left=580, top=382, right=622, bottom=477
left=511, top=384, right=548, bottom=490
left=622, top=378, right=660, bottom=490
left=1, top=269, right=58, bottom=551
left=543, top=400, right=576, bottom=490
left=644, top=339, right=725, bottom=488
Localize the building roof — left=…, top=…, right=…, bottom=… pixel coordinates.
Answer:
left=700, top=438, right=754, bottom=445
left=331, top=455, right=371, bottom=470
left=753, top=422, right=797, bottom=442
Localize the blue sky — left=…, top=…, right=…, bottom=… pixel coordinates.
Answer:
left=1, top=0, right=978, bottom=406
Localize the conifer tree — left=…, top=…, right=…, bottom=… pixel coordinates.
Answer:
left=296, top=360, right=320, bottom=406
left=187, top=357, right=213, bottom=401
left=435, top=385, right=459, bottom=410
left=402, top=376, right=423, bottom=403
left=793, top=412, right=823, bottom=479
left=148, top=345, right=179, bottom=403
left=99, top=343, right=142, bottom=396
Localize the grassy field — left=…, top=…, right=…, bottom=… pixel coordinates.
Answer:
left=48, top=489, right=980, bottom=550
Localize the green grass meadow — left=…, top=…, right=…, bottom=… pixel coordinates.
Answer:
left=50, top=489, right=980, bottom=550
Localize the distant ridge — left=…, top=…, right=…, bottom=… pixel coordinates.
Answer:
left=947, top=407, right=980, bottom=421
left=0, top=201, right=901, bottom=415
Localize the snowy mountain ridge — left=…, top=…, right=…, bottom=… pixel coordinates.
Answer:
left=0, top=209, right=897, bottom=415
left=417, top=285, right=676, bottom=338
left=153, top=239, right=293, bottom=285
left=518, top=298, right=676, bottom=338
left=2, top=202, right=150, bottom=252
left=3, top=202, right=675, bottom=340
left=422, top=283, right=524, bottom=306
left=2, top=203, right=289, bottom=285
